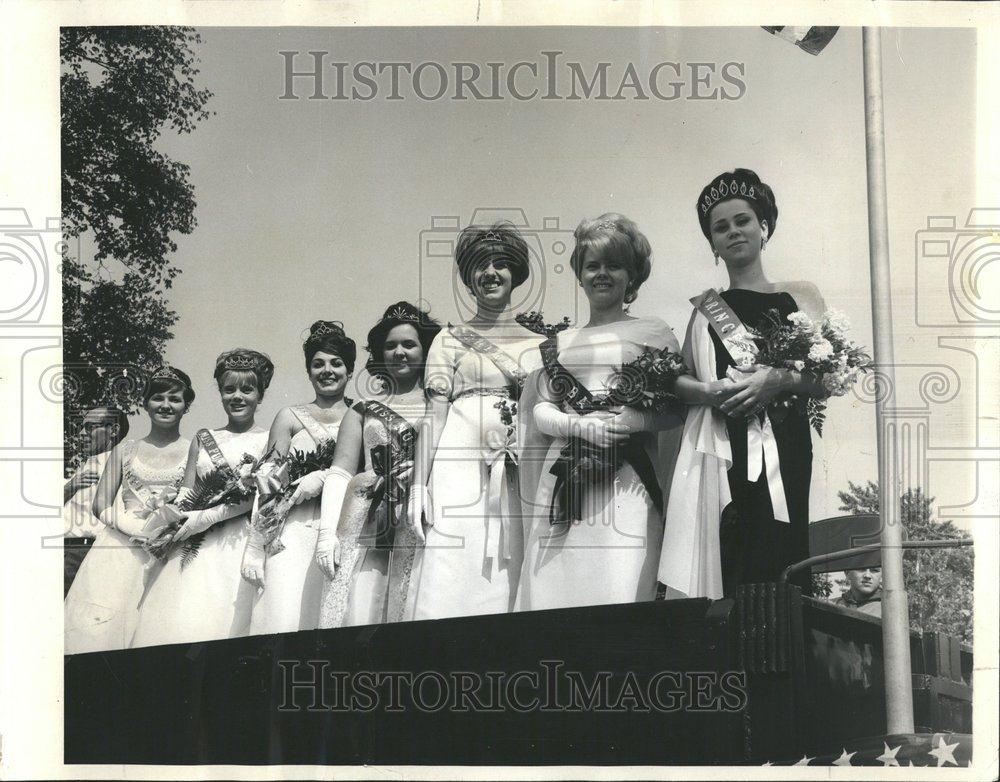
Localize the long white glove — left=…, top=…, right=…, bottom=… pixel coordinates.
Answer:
left=533, top=402, right=625, bottom=448
left=240, top=526, right=267, bottom=592
left=241, top=494, right=267, bottom=591
left=173, top=499, right=251, bottom=542
left=288, top=468, right=329, bottom=506
left=315, top=466, right=351, bottom=579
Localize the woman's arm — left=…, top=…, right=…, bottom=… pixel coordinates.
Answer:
left=411, top=392, right=450, bottom=491
left=329, top=406, right=364, bottom=475
left=90, top=443, right=124, bottom=522
left=266, top=406, right=300, bottom=458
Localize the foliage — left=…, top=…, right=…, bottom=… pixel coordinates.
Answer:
left=61, top=27, right=213, bottom=471
left=837, top=481, right=973, bottom=644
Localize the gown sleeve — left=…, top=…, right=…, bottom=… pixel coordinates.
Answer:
left=423, top=329, right=456, bottom=400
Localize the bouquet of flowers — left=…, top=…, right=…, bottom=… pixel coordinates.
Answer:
left=602, top=345, right=689, bottom=412
left=515, top=310, right=572, bottom=337
left=750, top=308, right=873, bottom=435
left=252, top=438, right=338, bottom=555
left=143, top=449, right=271, bottom=567
left=550, top=342, right=688, bottom=524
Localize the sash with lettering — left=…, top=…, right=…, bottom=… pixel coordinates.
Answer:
left=448, top=325, right=523, bottom=560
left=362, top=400, right=422, bottom=623
left=447, top=324, right=528, bottom=393
left=362, top=401, right=417, bottom=551
left=691, top=290, right=790, bottom=522
left=538, top=336, right=663, bottom=525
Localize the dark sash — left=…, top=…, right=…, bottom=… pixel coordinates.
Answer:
left=363, top=401, right=417, bottom=550
left=538, top=337, right=663, bottom=524
left=448, top=325, right=528, bottom=393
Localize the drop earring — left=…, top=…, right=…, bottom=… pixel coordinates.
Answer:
left=713, top=251, right=720, bottom=266
left=761, top=237, right=767, bottom=251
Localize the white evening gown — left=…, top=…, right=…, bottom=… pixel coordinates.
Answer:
left=406, top=325, right=542, bottom=620
left=131, top=428, right=268, bottom=648
left=319, top=398, right=427, bottom=628
left=515, top=317, right=682, bottom=612
left=64, top=439, right=187, bottom=653
left=249, top=407, right=342, bottom=636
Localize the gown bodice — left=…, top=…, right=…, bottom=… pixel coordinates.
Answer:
left=120, top=439, right=189, bottom=511
left=194, top=428, right=269, bottom=478
left=425, top=324, right=543, bottom=400
left=554, top=316, right=679, bottom=396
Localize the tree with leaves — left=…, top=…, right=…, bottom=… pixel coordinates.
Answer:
left=836, top=481, right=973, bottom=644
left=61, top=26, right=212, bottom=470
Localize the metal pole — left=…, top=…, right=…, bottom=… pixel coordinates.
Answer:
left=862, top=26, right=915, bottom=734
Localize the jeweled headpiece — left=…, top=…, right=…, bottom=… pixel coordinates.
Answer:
left=308, top=321, right=346, bottom=339
left=223, top=352, right=258, bottom=370
left=150, top=366, right=183, bottom=384
left=699, top=178, right=758, bottom=216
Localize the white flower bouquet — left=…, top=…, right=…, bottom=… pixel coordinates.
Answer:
left=750, top=308, right=873, bottom=435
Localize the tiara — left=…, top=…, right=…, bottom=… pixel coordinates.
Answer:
left=700, top=178, right=757, bottom=215
left=483, top=230, right=504, bottom=243
left=387, top=304, right=420, bottom=322
left=594, top=219, right=618, bottom=232
left=150, top=366, right=183, bottom=384
left=223, top=352, right=259, bottom=370
left=309, top=321, right=345, bottom=338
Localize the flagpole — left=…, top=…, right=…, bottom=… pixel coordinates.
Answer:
left=861, top=26, right=915, bottom=735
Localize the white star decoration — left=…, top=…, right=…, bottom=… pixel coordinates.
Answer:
left=833, top=748, right=856, bottom=766
left=877, top=742, right=901, bottom=766
left=928, top=735, right=960, bottom=767
left=793, top=755, right=814, bottom=766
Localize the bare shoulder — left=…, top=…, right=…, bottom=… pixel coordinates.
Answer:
left=778, top=280, right=826, bottom=319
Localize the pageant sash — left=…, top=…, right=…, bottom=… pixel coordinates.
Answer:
left=690, top=291, right=790, bottom=523
left=291, top=405, right=335, bottom=446
left=691, top=289, right=759, bottom=368
left=197, top=429, right=238, bottom=481
left=363, top=400, right=417, bottom=550
left=448, top=325, right=528, bottom=391
left=119, top=441, right=184, bottom=536
left=538, top=337, right=663, bottom=523
left=121, top=441, right=155, bottom=507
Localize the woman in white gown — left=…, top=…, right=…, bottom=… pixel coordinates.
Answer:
left=315, top=302, right=440, bottom=628
left=64, top=366, right=193, bottom=653
left=131, top=349, right=272, bottom=648
left=405, top=222, right=543, bottom=620
left=240, top=321, right=356, bottom=635
left=516, top=214, right=687, bottom=611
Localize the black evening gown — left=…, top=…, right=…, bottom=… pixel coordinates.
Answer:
left=709, top=289, right=813, bottom=596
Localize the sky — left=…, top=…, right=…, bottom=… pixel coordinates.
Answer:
left=113, top=25, right=976, bottom=521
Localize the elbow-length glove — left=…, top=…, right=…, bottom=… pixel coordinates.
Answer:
left=315, top=466, right=352, bottom=579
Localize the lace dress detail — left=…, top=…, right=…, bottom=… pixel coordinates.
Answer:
left=319, top=397, right=427, bottom=628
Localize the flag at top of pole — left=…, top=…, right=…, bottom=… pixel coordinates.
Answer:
left=762, top=26, right=840, bottom=55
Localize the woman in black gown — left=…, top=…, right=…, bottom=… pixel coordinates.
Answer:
left=658, top=169, right=827, bottom=599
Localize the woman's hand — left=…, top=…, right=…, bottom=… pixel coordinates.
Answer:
left=314, top=526, right=341, bottom=580
left=288, top=469, right=327, bottom=506
left=241, top=530, right=267, bottom=592
left=719, top=365, right=790, bottom=418
left=604, top=406, right=652, bottom=437
left=575, top=411, right=628, bottom=449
